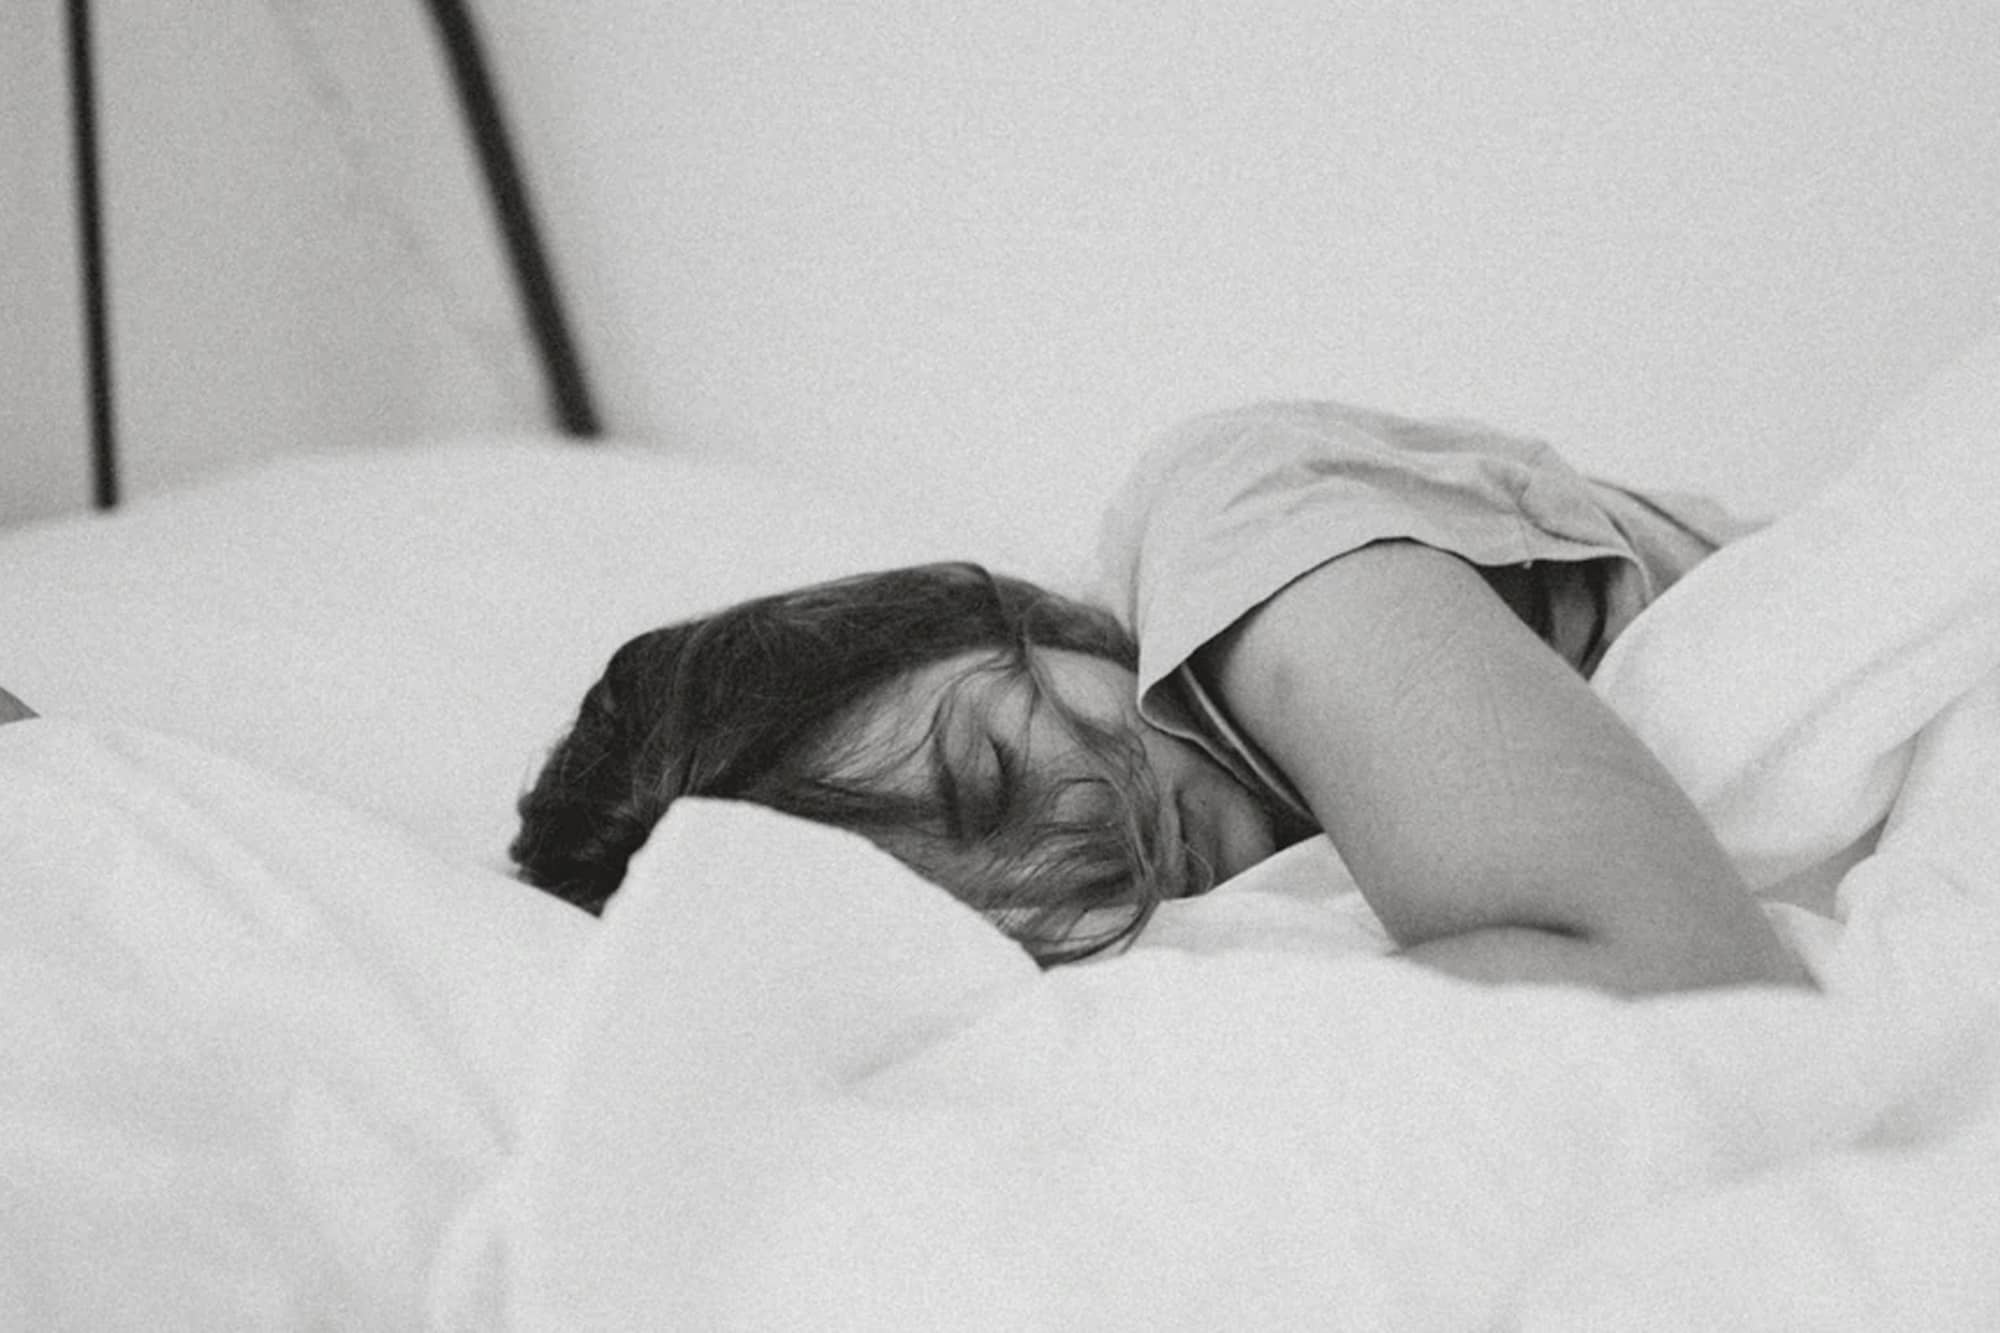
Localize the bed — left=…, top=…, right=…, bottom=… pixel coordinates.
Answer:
left=4, top=328, right=2000, bottom=1329
left=15, top=8, right=2000, bottom=1325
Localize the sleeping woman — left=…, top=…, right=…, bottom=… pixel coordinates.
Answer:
left=511, top=402, right=1808, bottom=994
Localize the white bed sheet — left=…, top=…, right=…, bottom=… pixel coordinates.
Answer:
left=463, top=332, right=2000, bottom=1330
left=0, top=719, right=586, bottom=1327
left=0, top=440, right=1081, bottom=870
left=3, top=334, right=1998, bottom=1328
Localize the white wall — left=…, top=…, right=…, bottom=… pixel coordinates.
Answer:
left=1, top=2, right=538, bottom=528
left=8, top=2, right=1998, bottom=556
left=488, top=0, right=2000, bottom=567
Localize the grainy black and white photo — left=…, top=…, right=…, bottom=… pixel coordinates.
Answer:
left=3, top=3, right=1998, bottom=1327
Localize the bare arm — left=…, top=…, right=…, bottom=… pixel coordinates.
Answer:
left=1197, top=542, right=1805, bottom=994
left=0, top=687, right=34, bottom=726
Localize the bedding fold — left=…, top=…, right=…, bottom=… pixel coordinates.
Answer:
left=464, top=331, right=2000, bottom=1330
left=1591, top=331, right=2000, bottom=895
left=0, top=722, right=586, bottom=1330
left=472, top=792, right=1995, bottom=1331
left=8, top=333, right=2000, bottom=1328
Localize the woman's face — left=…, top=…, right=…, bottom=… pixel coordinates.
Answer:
left=846, top=647, right=1278, bottom=895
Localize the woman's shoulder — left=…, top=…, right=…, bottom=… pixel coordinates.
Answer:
left=1099, top=400, right=1595, bottom=578
left=1096, top=398, right=1744, bottom=680
left=1129, top=399, right=1569, bottom=474
left=1105, top=401, right=1595, bottom=550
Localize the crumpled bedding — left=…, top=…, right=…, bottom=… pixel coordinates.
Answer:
left=3, top=332, right=1997, bottom=1329
left=453, top=335, right=2000, bottom=1329
left=0, top=722, right=588, bottom=1328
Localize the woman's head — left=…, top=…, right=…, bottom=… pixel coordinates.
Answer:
left=511, top=562, right=1274, bottom=963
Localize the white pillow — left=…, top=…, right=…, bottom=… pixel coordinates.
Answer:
left=0, top=438, right=1085, bottom=867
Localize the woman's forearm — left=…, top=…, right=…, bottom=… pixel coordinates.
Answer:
left=1200, top=542, right=1801, bottom=993
left=1400, top=924, right=1810, bottom=994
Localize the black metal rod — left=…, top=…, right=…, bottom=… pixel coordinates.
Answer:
left=66, top=0, right=120, bottom=508
left=423, top=0, right=601, bottom=438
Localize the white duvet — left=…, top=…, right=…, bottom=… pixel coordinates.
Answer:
left=4, top=335, right=1999, bottom=1329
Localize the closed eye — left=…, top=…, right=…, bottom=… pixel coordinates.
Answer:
left=986, top=735, right=1021, bottom=829
left=927, top=728, right=1015, bottom=843
left=928, top=727, right=968, bottom=840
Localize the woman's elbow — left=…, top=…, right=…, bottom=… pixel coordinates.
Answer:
left=1609, top=913, right=1814, bottom=994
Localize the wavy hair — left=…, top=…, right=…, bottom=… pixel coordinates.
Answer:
left=511, top=562, right=1185, bottom=963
